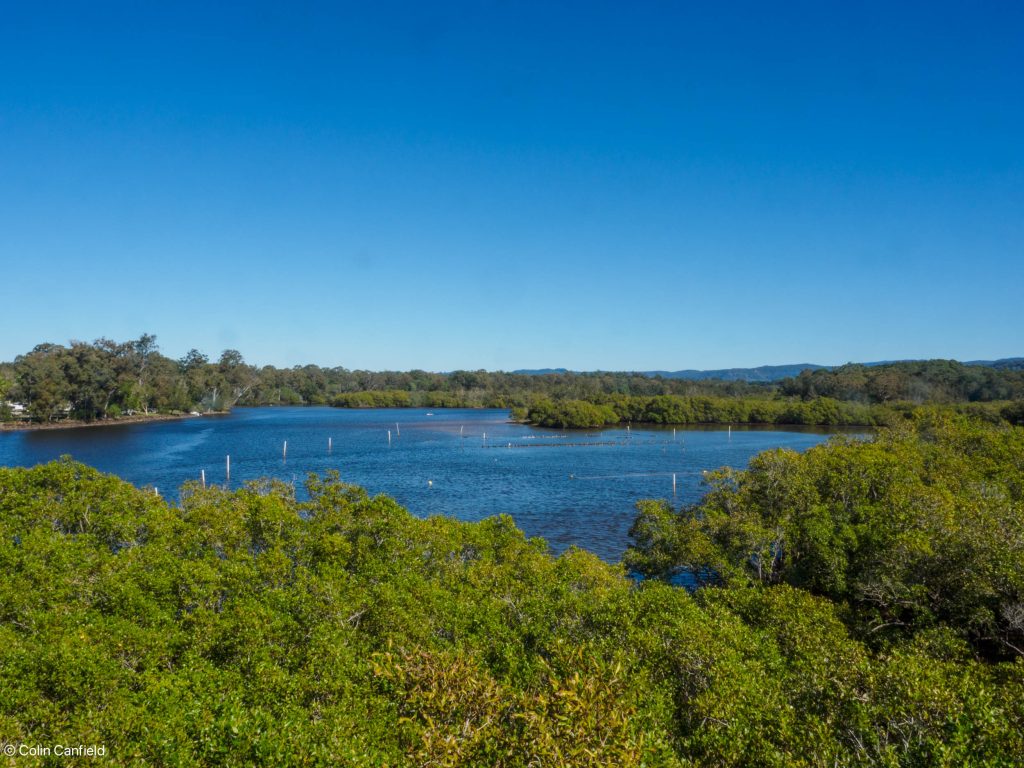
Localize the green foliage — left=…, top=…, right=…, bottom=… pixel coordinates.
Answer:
left=526, top=393, right=899, bottom=428
left=1, top=456, right=1023, bottom=764
left=333, top=390, right=414, bottom=408
left=527, top=398, right=619, bottom=428
left=5, top=336, right=257, bottom=422
left=0, top=372, right=12, bottom=421
left=780, top=360, right=1024, bottom=403
left=372, top=644, right=663, bottom=766
left=626, top=413, right=1024, bottom=660
left=1002, top=400, right=1024, bottom=426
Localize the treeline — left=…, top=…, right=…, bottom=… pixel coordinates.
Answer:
left=779, top=359, right=1024, bottom=402
left=2, top=415, right=1023, bottom=764
left=0, top=336, right=257, bottom=422
left=329, top=360, right=1024, bottom=417
left=521, top=394, right=895, bottom=428
left=521, top=393, right=1024, bottom=429
left=327, top=360, right=1024, bottom=413
left=3, top=335, right=1023, bottom=426
left=332, top=390, right=507, bottom=409
left=0, top=335, right=770, bottom=423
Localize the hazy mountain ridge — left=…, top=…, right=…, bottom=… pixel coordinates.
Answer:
left=513, top=358, right=1024, bottom=381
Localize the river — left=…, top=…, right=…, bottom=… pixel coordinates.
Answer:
left=0, top=407, right=849, bottom=561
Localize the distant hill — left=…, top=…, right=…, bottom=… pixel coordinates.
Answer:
left=513, top=364, right=827, bottom=381
left=511, top=368, right=572, bottom=376
left=513, top=358, right=1023, bottom=382
left=645, top=364, right=829, bottom=381
left=966, top=358, right=1024, bottom=370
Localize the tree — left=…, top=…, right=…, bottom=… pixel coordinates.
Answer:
left=62, top=340, right=116, bottom=420
left=175, top=349, right=208, bottom=407
left=127, top=333, right=160, bottom=413
left=13, top=343, right=72, bottom=421
left=217, top=349, right=256, bottom=408
left=0, top=371, right=13, bottom=420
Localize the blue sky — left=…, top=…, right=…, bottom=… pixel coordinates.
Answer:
left=1, top=1, right=1021, bottom=370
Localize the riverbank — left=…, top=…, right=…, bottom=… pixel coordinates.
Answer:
left=0, top=412, right=224, bottom=432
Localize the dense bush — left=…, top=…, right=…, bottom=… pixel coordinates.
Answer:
left=626, top=411, right=1024, bottom=660
left=526, top=398, right=619, bottom=428
left=2, top=438, right=1023, bottom=764
left=779, top=360, right=1024, bottom=403
left=523, top=393, right=1024, bottom=429
left=524, top=394, right=900, bottom=428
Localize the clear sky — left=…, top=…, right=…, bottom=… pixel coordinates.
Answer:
left=1, top=1, right=1021, bottom=371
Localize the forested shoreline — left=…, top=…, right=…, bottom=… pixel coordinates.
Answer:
left=2, top=335, right=1023, bottom=429
left=518, top=394, right=1024, bottom=429
left=1, top=410, right=1022, bottom=764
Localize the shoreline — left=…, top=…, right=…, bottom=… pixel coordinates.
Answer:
left=0, top=412, right=224, bottom=432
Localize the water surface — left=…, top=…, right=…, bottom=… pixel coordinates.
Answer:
left=0, top=408, right=848, bottom=560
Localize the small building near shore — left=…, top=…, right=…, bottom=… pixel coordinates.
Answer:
left=2, top=401, right=29, bottom=418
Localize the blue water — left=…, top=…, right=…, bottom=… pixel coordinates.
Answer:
left=0, top=407, right=846, bottom=561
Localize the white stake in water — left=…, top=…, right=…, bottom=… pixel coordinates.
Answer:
left=201, top=469, right=206, bottom=489
left=388, top=430, right=392, bottom=446
left=154, top=487, right=159, bottom=497
left=283, top=440, right=287, bottom=460
left=226, top=454, right=230, bottom=483
left=328, top=436, right=332, bottom=452
left=673, top=428, right=676, bottom=441
left=728, top=425, right=732, bottom=439
left=396, top=422, right=400, bottom=437
left=672, top=473, right=677, bottom=497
